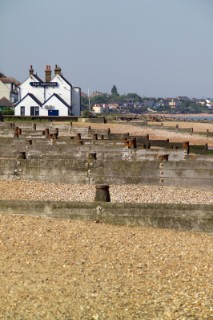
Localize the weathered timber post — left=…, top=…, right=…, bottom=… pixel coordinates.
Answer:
left=32, top=123, right=36, bottom=131
left=95, top=184, right=110, bottom=202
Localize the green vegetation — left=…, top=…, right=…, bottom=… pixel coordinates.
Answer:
left=82, top=86, right=212, bottom=115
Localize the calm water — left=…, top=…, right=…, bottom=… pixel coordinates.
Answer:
left=169, top=115, right=213, bottom=121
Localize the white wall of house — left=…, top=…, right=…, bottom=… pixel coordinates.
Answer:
left=15, top=95, right=40, bottom=116
left=42, top=95, right=69, bottom=116
left=93, top=105, right=103, bottom=114
left=46, top=75, right=72, bottom=106
left=15, top=94, right=69, bottom=116
left=0, top=81, right=10, bottom=100
left=19, top=75, right=45, bottom=103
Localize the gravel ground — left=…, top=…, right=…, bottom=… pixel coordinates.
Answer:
left=0, top=180, right=212, bottom=204
left=0, top=215, right=212, bottom=320
left=0, top=120, right=212, bottom=319
left=68, top=121, right=213, bottom=147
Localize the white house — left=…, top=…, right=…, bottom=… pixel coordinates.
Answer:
left=92, top=104, right=104, bottom=114
left=15, top=65, right=81, bottom=117
left=0, top=76, right=20, bottom=104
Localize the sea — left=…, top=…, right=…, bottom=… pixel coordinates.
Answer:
left=169, top=115, right=213, bottom=121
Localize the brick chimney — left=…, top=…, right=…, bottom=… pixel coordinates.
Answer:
left=54, top=64, right=62, bottom=76
left=45, top=65, right=52, bottom=82
left=29, top=65, right=34, bottom=76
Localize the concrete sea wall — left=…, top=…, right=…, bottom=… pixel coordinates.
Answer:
left=0, top=200, right=212, bottom=233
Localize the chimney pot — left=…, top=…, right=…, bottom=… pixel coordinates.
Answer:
left=45, top=65, right=52, bottom=82
left=29, top=65, right=34, bottom=76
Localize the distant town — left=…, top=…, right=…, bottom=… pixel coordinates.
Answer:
left=82, top=85, right=213, bottom=116
left=0, top=70, right=212, bottom=117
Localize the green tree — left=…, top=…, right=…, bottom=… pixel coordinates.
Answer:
left=90, top=94, right=110, bottom=105
left=81, top=95, right=89, bottom=111
left=126, top=93, right=142, bottom=103
left=0, top=72, right=6, bottom=78
left=111, top=85, right=119, bottom=96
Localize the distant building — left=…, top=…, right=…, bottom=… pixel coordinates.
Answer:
left=178, top=96, right=190, bottom=101
left=15, top=65, right=81, bottom=117
left=0, top=76, right=20, bottom=104
left=143, top=100, right=155, bottom=108
left=92, top=104, right=104, bottom=114
left=108, top=103, right=120, bottom=111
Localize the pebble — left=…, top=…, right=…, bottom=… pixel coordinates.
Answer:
left=0, top=180, right=212, bottom=204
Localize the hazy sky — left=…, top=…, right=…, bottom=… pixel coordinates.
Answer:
left=1, top=0, right=213, bottom=98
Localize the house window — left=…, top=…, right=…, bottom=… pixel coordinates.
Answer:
left=30, top=106, right=39, bottom=116
left=20, top=106, right=25, bottom=116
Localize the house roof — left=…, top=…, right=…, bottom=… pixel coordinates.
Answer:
left=33, top=74, right=43, bottom=82
left=15, top=93, right=42, bottom=107
left=0, top=97, right=12, bottom=107
left=0, top=77, right=20, bottom=86
left=43, top=93, right=70, bottom=108
left=59, top=74, right=72, bottom=87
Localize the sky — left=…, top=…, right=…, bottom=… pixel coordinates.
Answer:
left=0, top=0, right=213, bottom=98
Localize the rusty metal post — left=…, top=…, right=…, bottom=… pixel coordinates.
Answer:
left=14, top=127, right=19, bottom=137
left=182, top=141, right=190, bottom=154
left=45, top=128, right=49, bottom=138
left=95, top=184, right=110, bottom=202
left=26, top=139, right=32, bottom=145
left=76, top=133, right=81, bottom=140
left=51, top=133, right=57, bottom=140
left=55, top=128, right=59, bottom=138
left=158, top=154, right=169, bottom=162
left=93, top=133, right=98, bottom=140
left=17, top=152, right=26, bottom=159
left=88, top=153, right=97, bottom=161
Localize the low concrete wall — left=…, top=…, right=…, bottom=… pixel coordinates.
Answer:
left=0, top=200, right=212, bottom=232
left=0, top=158, right=212, bottom=189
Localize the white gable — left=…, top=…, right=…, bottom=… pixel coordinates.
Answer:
left=15, top=94, right=41, bottom=116
left=19, top=75, right=44, bottom=103
left=43, top=95, right=69, bottom=116
left=46, top=75, right=72, bottom=105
